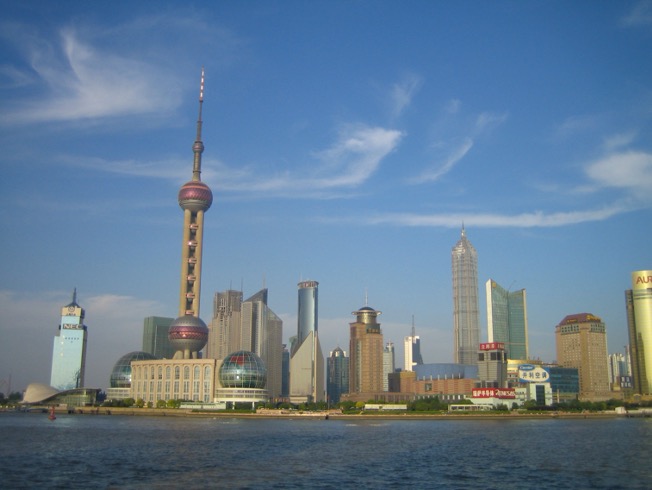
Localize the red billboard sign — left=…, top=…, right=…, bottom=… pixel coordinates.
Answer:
left=479, top=342, right=505, bottom=351
left=472, top=388, right=516, bottom=399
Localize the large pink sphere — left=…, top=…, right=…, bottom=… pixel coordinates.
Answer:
left=168, top=315, right=208, bottom=353
left=178, top=181, right=213, bottom=212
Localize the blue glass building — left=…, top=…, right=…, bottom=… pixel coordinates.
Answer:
left=50, top=290, right=88, bottom=390
left=486, top=279, right=529, bottom=360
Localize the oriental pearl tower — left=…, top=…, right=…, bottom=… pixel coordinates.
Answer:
left=168, top=68, right=213, bottom=359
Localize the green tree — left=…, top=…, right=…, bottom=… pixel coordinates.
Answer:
left=156, top=399, right=167, bottom=408
left=135, top=398, right=145, bottom=408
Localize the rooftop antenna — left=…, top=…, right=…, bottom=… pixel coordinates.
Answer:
left=364, top=288, right=368, bottom=306
left=411, top=314, right=416, bottom=337
left=192, top=67, right=205, bottom=182
left=72, top=287, right=77, bottom=305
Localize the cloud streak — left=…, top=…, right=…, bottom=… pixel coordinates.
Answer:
left=0, top=25, right=182, bottom=125
left=58, top=125, right=404, bottom=198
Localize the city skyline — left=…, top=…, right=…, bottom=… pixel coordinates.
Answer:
left=1, top=2, right=651, bottom=391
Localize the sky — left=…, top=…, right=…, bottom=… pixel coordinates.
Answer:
left=1, top=1, right=651, bottom=393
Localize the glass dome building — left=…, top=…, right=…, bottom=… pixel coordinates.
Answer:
left=110, top=351, right=158, bottom=388
left=216, top=351, right=268, bottom=408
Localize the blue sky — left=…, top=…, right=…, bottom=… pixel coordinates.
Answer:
left=1, top=1, right=651, bottom=392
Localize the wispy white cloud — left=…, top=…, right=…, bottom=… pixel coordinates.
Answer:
left=621, top=1, right=652, bottom=26
left=389, top=74, right=423, bottom=118
left=553, top=114, right=600, bottom=139
left=585, top=150, right=652, bottom=201
left=364, top=205, right=627, bottom=228
left=57, top=125, right=404, bottom=198
left=0, top=27, right=182, bottom=125
left=602, top=131, right=638, bottom=151
left=408, top=138, right=473, bottom=184
left=409, top=104, right=507, bottom=185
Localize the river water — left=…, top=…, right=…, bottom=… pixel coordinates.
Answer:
left=1, top=412, right=650, bottom=489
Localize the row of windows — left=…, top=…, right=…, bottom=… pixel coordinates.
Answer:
left=135, top=365, right=212, bottom=381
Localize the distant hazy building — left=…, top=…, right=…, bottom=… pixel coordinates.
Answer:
left=50, top=290, right=88, bottom=391
left=452, top=226, right=480, bottom=365
left=486, top=280, right=529, bottom=360
left=142, top=316, right=175, bottom=359
left=477, top=342, right=508, bottom=388
left=349, top=306, right=384, bottom=394
left=383, top=342, right=396, bottom=391
left=241, top=289, right=283, bottom=399
left=290, top=281, right=324, bottom=403
left=206, top=290, right=243, bottom=360
left=281, top=345, right=290, bottom=397
left=626, top=270, right=652, bottom=395
left=403, top=324, right=423, bottom=371
left=327, top=347, right=349, bottom=404
left=555, top=313, right=611, bottom=401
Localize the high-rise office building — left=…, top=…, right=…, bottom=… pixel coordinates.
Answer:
left=383, top=342, right=395, bottom=391
left=477, top=342, right=508, bottom=388
left=626, top=269, right=652, bottom=395
left=608, top=352, right=631, bottom=389
left=349, top=306, right=384, bottom=394
left=168, top=69, right=212, bottom=360
left=555, top=313, right=611, bottom=401
left=290, top=281, right=324, bottom=403
left=403, top=323, right=423, bottom=372
left=327, top=347, right=349, bottom=404
left=206, top=290, right=243, bottom=360
left=142, top=316, right=174, bottom=359
left=242, top=289, right=283, bottom=399
left=452, top=226, right=480, bottom=365
left=50, top=289, right=88, bottom=390
left=486, top=280, right=529, bottom=360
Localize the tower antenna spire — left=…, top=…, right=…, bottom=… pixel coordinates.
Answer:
left=72, top=287, right=77, bottom=305
left=192, top=67, right=205, bottom=182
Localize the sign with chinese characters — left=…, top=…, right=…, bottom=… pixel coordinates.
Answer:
left=518, top=364, right=550, bottom=383
left=479, top=342, right=505, bottom=351
left=472, top=388, right=516, bottom=399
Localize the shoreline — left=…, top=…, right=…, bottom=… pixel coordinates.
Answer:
left=8, top=407, right=631, bottom=420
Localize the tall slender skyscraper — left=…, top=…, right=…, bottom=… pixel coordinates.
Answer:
left=626, top=269, right=652, bottom=395
left=452, top=226, right=480, bottom=365
left=486, top=279, right=528, bottom=360
left=290, top=281, right=324, bottom=402
left=168, top=69, right=213, bottom=359
left=403, top=319, right=423, bottom=371
left=50, top=289, right=88, bottom=390
left=349, top=306, right=384, bottom=394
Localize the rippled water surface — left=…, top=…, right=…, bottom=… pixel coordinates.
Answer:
left=1, top=412, right=651, bottom=489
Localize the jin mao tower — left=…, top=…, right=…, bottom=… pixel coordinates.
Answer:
left=168, top=69, right=213, bottom=359
left=452, top=226, right=480, bottom=365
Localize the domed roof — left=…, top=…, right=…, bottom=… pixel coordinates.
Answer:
left=168, top=315, right=208, bottom=353
left=178, top=180, right=213, bottom=212
left=110, top=351, right=158, bottom=388
left=219, top=351, right=267, bottom=389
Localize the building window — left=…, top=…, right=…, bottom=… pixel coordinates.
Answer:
left=150, top=367, right=155, bottom=380
left=158, top=367, right=163, bottom=379
left=166, top=366, right=171, bottom=379
left=175, top=366, right=180, bottom=380
left=184, top=366, right=190, bottom=380
left=194, top=366, right=200, bottom=379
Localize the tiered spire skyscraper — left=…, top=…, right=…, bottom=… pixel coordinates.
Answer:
left=452, top=226, right=480, bottom=365
left=168, top=68, right=213, bottom=360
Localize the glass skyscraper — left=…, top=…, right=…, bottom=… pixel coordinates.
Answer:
left=50, top=290, right=88, bottom=390
left=451, top=226, right=480, bottom=365
left=327, top=347, right=349, bottom=404
left=142, top=316, right=174, bottom=359
left=486, top=279, right=529, bottom=360
left=626, top=269, right=652, bottom=395
left=290, top=280, right=324, bottom=403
